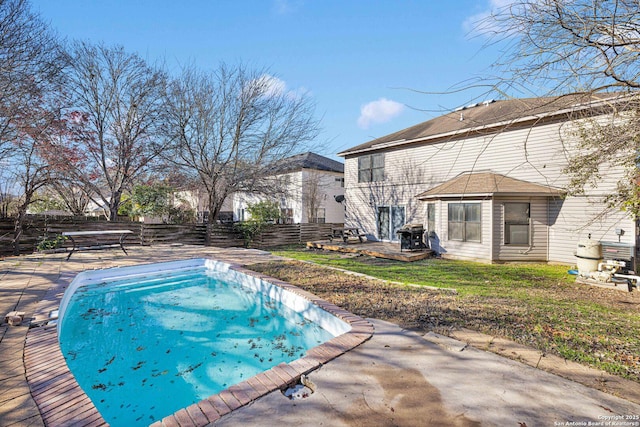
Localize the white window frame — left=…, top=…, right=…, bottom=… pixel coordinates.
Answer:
left=358, top=153, right=385, bottom=183
left=447, top=202, right=481, bottom=242
left=504, top=202, right=530, bottom=245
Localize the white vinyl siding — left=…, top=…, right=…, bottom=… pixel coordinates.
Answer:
left=438, top=200, right=491, bottom=261
left=547, top=196, right=636, bottom=264
left=234, top=169, right=345, bottom=224
left=376, top=125, right=565, bottom=188
left=343, top=115, right=635, bottom=262
left=494, top=197, right=549, bottom=262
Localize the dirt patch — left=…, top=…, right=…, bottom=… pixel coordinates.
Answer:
left=334, top=364, right=481, bottom=427
left=249, top=260, right=461, bottom=333
left=248, top=259, right=640, bottom=384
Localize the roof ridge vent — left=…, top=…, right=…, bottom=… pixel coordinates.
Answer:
left=455, top=99, right=494, bottom=113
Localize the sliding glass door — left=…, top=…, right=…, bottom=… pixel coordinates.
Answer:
left=377, top=206, right=405, bottom=241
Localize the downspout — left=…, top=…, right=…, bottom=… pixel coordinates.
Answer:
left=489, top=198, right=494, bottom=261
left=547, top=199, right=551, bottom=262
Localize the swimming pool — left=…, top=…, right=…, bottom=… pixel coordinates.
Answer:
left=57, top=258, right=351, bottom=426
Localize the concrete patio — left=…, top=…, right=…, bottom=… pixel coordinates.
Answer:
left=2, top=244, right=640, bottom=426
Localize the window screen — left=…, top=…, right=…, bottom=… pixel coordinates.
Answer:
left=358, top=153, right=385, bottom=182
left=505, top=203, right=530, bottom=245
left=448, top=203, right=481, bottom=242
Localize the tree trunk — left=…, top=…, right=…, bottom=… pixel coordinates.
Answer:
left=205, top=193, right=223, bottom=246
left=12, top=206, right=27, bottom=256
left=109, top=190, right=122, bottom=221
left=205, top=219, right=212, bottom=246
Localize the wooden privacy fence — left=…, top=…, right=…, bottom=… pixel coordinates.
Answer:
left=251, top=223, right=338, bottom=247
left=0, top=218, right=342, bottom=257
left=201, top=223, right=341, bottom=248
left=140, top=224, right=207, bottom=246
left=0, top=217, right=142, bottom=257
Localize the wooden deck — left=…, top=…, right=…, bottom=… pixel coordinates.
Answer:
left=307, top=240, right=433, bottom=262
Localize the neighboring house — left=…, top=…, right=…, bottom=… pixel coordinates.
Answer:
left=176, top=189, right=234, bottom=224
left=84, top=200, right=109, bottom=219
left=338, top=94, right=638, bottom=265
left=233, top=152, right=345, bottom=224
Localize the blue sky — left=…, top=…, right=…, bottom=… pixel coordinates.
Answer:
left=32, top=0, right=506, bottom=161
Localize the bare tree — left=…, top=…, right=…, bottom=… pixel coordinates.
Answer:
left=0, top=165, right=17, bottom=218
left=563, top=105, right=640, bottom=217
left=50, top=179, right=92, bottom=215
left=9, top=106, right=71, bottom=254
left=479, top=0, right=640, bottom=95
left=302, top=170, right=324, bottom=223
left=163, top=63, right=320, bottom=242
left=0, top=0, right=66, bottom=161
left=477, top=0, right=640, bottom=217
left=59, top=42, right=169, bottom=220
left=0, top=0, right=68, bottom=253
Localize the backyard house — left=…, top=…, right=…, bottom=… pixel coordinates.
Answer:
left=233, top=152, right=345, bottom=224
left=338, top=94, right=638, bottom=265
left=176, top=188, right=234, bottom=224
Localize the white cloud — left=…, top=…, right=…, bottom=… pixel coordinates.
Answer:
left=463, top=0, right=515, bottom=36
left=254, top=74, right=310, bottom=100
left=259, top=75, right=287, bottom=97
left=357, top=98, right=405, bottom=129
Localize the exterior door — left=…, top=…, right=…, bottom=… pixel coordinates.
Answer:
left=377, top=206, right=405, bottom=241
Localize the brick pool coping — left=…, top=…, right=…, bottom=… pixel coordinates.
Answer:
left=24, top=262, right=374, bottom=426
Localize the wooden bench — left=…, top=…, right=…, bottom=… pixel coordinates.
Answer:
left=62, top=230, right=133, bottom=260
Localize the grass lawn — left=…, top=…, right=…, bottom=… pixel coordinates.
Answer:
left=248, top=246, right=640, bottom=383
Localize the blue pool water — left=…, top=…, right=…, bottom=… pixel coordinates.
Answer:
left=58, top=261, right=339, bottom=426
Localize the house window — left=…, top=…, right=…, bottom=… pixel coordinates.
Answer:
left=504, top=203, right=530, bottom=245
left=358, top=153, right=385, bottom=183
left=426, top=203, right=435, bottom=235
left=448, top=203, right=481, bottom=242
left=312, top=208, right=326, bottom=224
left=335, top=177, right=344, bottom=187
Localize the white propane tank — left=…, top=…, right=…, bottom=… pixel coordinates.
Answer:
left=575, top=236, right=602, bottom=276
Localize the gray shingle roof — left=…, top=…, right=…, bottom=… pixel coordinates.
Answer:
left=339, top=92, right=633, bottom=156
left=416, top=172, right=565, bottom=199
left=271, top=152, right=344, bottom=174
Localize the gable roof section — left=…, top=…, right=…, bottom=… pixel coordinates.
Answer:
left=339, top=92, right=633, bottom=156
left=270, top=152, right=344, bottom=174
left=416, top=172, right=565, bottom=200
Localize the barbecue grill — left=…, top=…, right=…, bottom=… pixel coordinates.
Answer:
left=396, top=224, right=426, bottom=252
